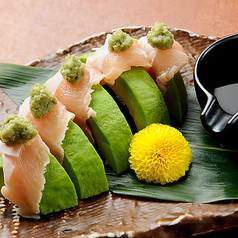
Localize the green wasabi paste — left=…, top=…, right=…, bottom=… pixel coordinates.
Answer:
left=30, top=83, right=58, bottom=119
left=108, top=29, right=134, bottom=52
left=0, top=115, right=38, bottom=145
left=60, top=54, right=85, bottom=85
left=147, top=22, right=174, bottom=50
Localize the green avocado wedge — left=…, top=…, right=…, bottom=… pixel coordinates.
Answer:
left=79, top=52, right=96, bottom=63
left=164, top=72, right=188, bottom=125
left=0, top=153, right=78, bottom=215
left=108, top=67, right=171, bottom=131
left=62, top=120, right=109, bottom=199
left=40, top=154, right=78, bottom=215
left=87, top=84, right=133, bottom=174
left=41, top=81, right=109, bottom=199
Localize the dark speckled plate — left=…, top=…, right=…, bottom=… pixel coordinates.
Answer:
left=2, top=27, right=238, bottom=238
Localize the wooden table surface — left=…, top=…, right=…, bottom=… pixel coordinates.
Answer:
left=0, top=0, right=237, bottom=65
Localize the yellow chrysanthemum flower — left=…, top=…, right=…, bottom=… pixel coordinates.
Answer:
left=129, top=123, right=192, bottom=185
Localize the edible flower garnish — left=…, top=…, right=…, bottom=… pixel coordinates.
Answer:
left=129, top=123, right=192, bottom=185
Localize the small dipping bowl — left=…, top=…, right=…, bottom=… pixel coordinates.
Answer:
left=194, top=33, right=238, bottom=144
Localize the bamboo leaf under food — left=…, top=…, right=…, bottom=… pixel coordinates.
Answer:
left=0, top=63, right=57, bottom=106
left=0, top=63, right=238, bottom=203
left=107, top=87, right=238, bottom=203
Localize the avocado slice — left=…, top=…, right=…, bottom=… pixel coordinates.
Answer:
left=87, top=84, right=133, bottom=174
left=42, top=80, right=108, bottom=198
left=0, top=154, right=77, bottom=214
left=164, top=72, right=188, bottom=125
left=103, top=85, right=138, bottom=134
left=79, top=52, right=96, bottom=63
left=40, top=154, right=78, bottom=215
left=108, top=67, right=171, bottom=130
left=62, top=120, right=109, bottom=199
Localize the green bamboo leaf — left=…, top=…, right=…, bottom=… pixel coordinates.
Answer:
left=106, top=146, right=238, bottom=203
left=1, top=63, right=238, bottom=203
left=0, top=63, right=57, bottom=106
left=107, top=87, right=238, bottom=203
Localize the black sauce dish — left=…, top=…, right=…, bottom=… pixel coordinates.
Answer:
left=194, top=33, right=238, bottom=145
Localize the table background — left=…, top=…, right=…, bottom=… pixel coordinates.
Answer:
left=0, top=0, right=237, bottom=65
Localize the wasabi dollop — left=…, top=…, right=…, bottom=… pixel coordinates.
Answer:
left=0, top=114, right=38, bottom=145
left=60, top=54, right=85, bottom=84
left=30, top=83, right=58, bottom=119
left=147, top=22, right=174, bottom=50
left=108, top=29, right=134, bottom=52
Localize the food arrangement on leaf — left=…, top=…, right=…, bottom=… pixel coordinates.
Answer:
left=1, top=22, right=238, bottom=238
left=0, top=22, right=191, bottom=218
